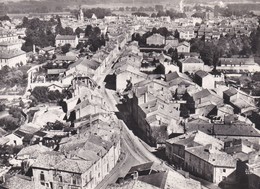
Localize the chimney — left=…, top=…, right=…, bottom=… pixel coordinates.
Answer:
left=237, top=87, right=240, bottom=99
left=144, top=92, right=148, bottom=103
left=33, top=44, right=36, bottom=54
left=132, top=171, right=138, bottom=180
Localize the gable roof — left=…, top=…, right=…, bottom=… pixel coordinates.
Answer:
left=55, top=35, right=77, bottom=40
left=166, top=130, right=223, bottom=149
left=181, top=57, right=204, bottom=64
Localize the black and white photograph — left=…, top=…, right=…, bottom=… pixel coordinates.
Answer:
left=0, top=0, right=259, bottom=188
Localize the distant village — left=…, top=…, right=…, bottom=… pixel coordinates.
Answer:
left=0, top=1, right=259, bottom=189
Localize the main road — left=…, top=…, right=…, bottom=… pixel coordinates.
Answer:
left=94, top=48, right=221, bottom=189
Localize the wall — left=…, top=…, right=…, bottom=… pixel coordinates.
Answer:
left=185, top=150, right=214, bottom=182
left=0, top=53, right=27, bottom=68
left=116, top=71, right=145, bottom=91
left=214, top=167, right=236, bottom=183
left=202, top=75, right=215, bottom=89
left=181, top=63, right=204, bottom=73
left=165, top=142, right=185, bottom=167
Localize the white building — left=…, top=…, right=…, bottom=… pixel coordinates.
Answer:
left=179, top=28, right=195, bottom=40
left=179, top=57, right=204, bottom=73
left=55, top=35, right=79, bottom=48
left=0, top=50, right=27, bottom=68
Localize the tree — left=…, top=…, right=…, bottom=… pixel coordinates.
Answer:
left=200, top=44, right=214, bottom=66
left=0, top=15, right=10, bottom=21
left=31, top=86, right=49, bottom=103
left=61, top=44, right=71, bottom=54
left=0, top=116, right=20, bottom=131
left=155, top=5, right=164, bottom=12
left=158, top=27, right=169, bottom=37
left=0, top=103, right=5, bottom=112
left=131, top=7, right=138, bottom=11
left=75, top=27, right=84, bottom=37
left=152, top=27, right=158, bottom=34
left=19, top=99, right=25, bottom=108
left=85, top=25, right=93, bottom=37
left=63, top=27, right=74, bottom=35
left=151, top=13, right=157, bottom=17
left=174, top=29, right=180, bottom=39
left=93, top=27, right=101, bottom=36
left=172, top=49, right=178, bottom=62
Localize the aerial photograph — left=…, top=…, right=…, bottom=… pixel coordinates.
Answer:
left=0, top=0, right=259, bottom=188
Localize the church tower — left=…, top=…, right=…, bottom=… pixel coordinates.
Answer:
left=78, top=6, right=84, bottom=22
left=179, top=0, right=184, bottom=13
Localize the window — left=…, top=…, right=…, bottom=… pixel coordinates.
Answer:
left=223, top=169, right=226, bottom=173
left=72, top=177, right=77, bottom=185
left=58, top=176, right=62, bottom=182
left=40, top=171, right=45, bottom=181
left=89, top=171, right=92, bottom=181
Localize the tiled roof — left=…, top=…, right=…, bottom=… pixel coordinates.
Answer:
left=32, top=151, right=66, bottom=169
left=181, top=57, right=204, bottom=64
left=55, top=55, right=77, bottom=61
left=55, top=158, right=93, bottom=173
left=223, top=88, right=237, bottom=96
left=0, top=50, right=25, bottom=59
left=17, top=144, right=51, bottom=159
left=186, top=122, right=260, bottom=137
left=166, top=130, right=223, bottom=149
left=107, top=180, right=160, bottom=189
left=0, top=39, right=23, bottom=46
left=55, top=35, right=77, bottom=40
left=47, top=68, right=66, bottom=75
left=186, top=145, right=236, bottom=167
left=192, top=89, right=212, bottom=101
left=2, top=175, right=34, bottom=189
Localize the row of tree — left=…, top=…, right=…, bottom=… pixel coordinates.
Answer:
left=151, top=10, right=186, bottom=19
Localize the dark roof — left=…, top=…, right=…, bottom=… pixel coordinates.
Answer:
left=13, top=130, right=27, bottom=138
left=33, top=130, right=47, bottom=137
left=193, top=89, right=212, bottom=100
left=195, top=70, right=209, bottom=78
left=214, top=124, right=260, bottom=137
left=186, top=122, right=260, bottom=137
left=128, top=162, right=165, bottom=174
left=223, top=88, right=237, bottom=97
